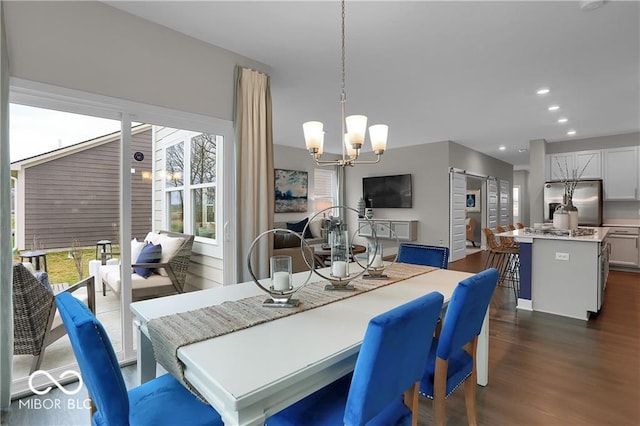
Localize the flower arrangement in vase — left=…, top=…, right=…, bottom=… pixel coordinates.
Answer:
left=554, top=156, right=593, bottom=230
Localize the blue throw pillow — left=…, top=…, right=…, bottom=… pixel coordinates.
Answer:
left=134, top=243, right=162, bottom=278
left=286, top=218, right=313, bottom=239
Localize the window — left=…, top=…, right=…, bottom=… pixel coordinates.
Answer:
left=313, top=168, right=337, bottom=212
left=166, top=142, right=185, bottom=232
left=163, top=128, right=220, bottom=241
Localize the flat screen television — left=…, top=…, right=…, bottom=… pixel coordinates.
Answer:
left=362, top=174, right=412, bottom=208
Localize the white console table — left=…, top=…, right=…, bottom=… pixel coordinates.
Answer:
left=358, top=219, right=418, bottom=241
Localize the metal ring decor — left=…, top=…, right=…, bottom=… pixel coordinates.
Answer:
left=301, top=206, right=378, bottom=291
left=247, top=228, right=314, bottom=308
left=353, top=221, right=399, bottom=280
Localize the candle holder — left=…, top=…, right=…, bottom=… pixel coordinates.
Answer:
left=302, top=206, right=378, bottom=291
left=247, top=228, right=314, bottom=307
left=354, top=222, right=398, bottom=279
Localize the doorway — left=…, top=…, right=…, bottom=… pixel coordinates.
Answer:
left=466, top=176, right=484, bottom=254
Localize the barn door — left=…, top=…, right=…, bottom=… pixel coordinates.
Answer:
left=487, top=177, right=498, bottom=231
left=450, top=171, right=467, bottom=262
left=499, top=179, right=511, bottom=226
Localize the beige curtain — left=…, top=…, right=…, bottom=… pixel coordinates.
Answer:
left=234, top=67, right=274, bottom=282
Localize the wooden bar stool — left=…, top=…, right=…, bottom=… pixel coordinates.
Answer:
left=482, top=228, right=519, bottom=301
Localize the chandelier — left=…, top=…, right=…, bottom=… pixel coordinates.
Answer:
left=303, top=0, right=388, bottom=167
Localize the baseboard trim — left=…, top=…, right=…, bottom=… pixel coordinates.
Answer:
left=517, top=299, right=533, bottom=311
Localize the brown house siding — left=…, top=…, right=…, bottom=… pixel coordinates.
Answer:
left=22, top=129, right=152, bottom=250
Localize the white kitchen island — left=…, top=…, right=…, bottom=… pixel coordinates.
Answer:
left=499, top=227, right=610, bottom=321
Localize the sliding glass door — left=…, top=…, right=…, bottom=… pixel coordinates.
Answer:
left=7, top=88, right=234, bottom=399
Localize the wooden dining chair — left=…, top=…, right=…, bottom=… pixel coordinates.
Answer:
left=266, top=292, right=445, bottom=426
left=56, top=292, right=223, bottom=426
left=419, top=268, right=499, bottom=426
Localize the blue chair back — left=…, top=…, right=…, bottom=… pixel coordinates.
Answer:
left=343, top=292, right=444, bottom=425
left=436, top=268, right=498, bottom=360
left=56, top=292, right=129, bottom=425
left=397, top=243, right=450, bottom=269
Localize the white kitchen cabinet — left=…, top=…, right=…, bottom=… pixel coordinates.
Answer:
left=547, top=153, right=575, bottom=181
left=547, top=150, right=602, bottom=181
left=603, top=147, right=639, bottom=200
left=608, top=227, right=640, bottom=267
left=358, top=219, right=417, bottom=241
left=575, top=150, right=602, bottom=179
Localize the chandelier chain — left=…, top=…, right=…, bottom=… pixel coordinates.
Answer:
left=341, top=0, right=346, bottom=102
left=302, top=0, right=386, bottom=167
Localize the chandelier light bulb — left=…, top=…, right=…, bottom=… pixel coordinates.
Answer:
left=303, top=121, right=324, bottom=151
left=369, top=125, right=388, bottom=154
left=346, top=115, right=367, bottom=149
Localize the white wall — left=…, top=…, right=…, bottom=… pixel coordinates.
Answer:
left=449, top=141, right=513, bottom=183
left=4, top=1, right=268, bottom=121
left=1, top=1, right=13, bottom=410
left=344, top=142, right=450, bottom=246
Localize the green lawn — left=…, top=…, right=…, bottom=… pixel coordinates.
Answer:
left=14, top=247, right=118, bottom=284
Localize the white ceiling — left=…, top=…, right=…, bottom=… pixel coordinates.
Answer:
left=105, top=1, right=640, bottom=168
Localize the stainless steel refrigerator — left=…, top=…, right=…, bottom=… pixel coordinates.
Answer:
left=543, top=179, right=603, bottom=226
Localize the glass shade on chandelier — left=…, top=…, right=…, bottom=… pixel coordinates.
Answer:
left=303, top=119, right=388, bottom=165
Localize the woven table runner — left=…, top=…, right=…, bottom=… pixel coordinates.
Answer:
left=147, top=263, right=436, bottom=401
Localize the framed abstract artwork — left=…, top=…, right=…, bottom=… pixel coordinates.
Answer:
left=275, top=169, right=308, bottom=213
left=466, top=190, right=480, bottom=212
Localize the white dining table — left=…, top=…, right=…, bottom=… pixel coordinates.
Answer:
left=130, top=267, right=488, bottom=426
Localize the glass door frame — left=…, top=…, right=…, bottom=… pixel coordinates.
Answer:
left=7, top=78, right=236, bottom=396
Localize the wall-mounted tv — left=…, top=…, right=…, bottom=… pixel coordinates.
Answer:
left=362, top=174, right=412, bottom=208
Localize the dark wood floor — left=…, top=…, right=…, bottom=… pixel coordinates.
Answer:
left=428, top=251, right=640, bottom=426
left=3, top=250, right=639, bottom=425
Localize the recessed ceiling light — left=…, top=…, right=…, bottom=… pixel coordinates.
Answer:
left=557, top=118, right=568, bottom=123
left=518, top=148, right=528, bottom=153
left=567, top=130, right=577, bottom=136
left=548, top=105, right=560, bottom=111
left=499, top=145, right=506, bottom=151
left=537, top=88, right=550, bottom=95
left=580, top=0, right=605, bottom=11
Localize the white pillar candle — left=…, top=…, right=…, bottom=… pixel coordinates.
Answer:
left=272, top=271, right=291, bottom=291
left=332, top=261, right=348, bottom=278
left=370, top=254, right=383, bottom=268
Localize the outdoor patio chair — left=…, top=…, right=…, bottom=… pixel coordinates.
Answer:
left=100, top=230, right=195, bottom=302
left=12, top=262, right=95, bottom=374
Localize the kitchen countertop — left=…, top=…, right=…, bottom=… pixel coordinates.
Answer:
left=602, top=219, right=640, bottom=227
left=498, top=227, right=610, bottom=243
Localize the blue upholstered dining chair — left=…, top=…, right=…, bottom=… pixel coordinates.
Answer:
left=55, top=292, right=222, bottom=426
left=397, top=243, right=450, bottom=269
left=419, top=268, right=499, bottom=426
left=267, top=291, right=444, bottom=426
